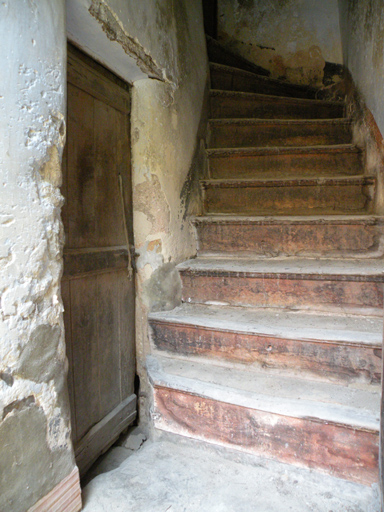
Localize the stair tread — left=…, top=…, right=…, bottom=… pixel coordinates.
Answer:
left=177, top=256, right=384, bottom=279
left=210, top=88, right=344, bottom=106
left=207, top=144, right=359, bottom=156
left=192, top=214, right=384, bottom=225
left=147, top=354, right=380, bottom=431
left=201, top=175, right=373, bottom=187
left=149, top=303, right=382, bottom=347
left=210, top=62, right=319, bottom=92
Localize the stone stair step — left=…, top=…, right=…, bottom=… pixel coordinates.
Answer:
left=210, top=62, right=319, bottom=99
left=210, top=90, right=344, bottom=119
left=202, top=176, right=375, bottom=215
left=149, top=303, right=382, bottom=384
left=208, top=119, right=352, bottom=148
left=208, top=144, right=362, bottom=180
left=192, top=215, right=384, bottom=259
left=148, top=355, right=379, bottom=485
left=177, top=257, right=384, bottom=315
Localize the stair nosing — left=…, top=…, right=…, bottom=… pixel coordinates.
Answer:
left=201, top=175, right=374, bottom=188
left=148, top=355, right=380, bottom=432
left=177, top=257, right=384, bottom=282
left=148, top=304, right=382, bottom=348
left=210, top=88, right=344, bottom=106
left=206, top=144, right=360, bottom=157
left=191, top=214, right=384, bottom=227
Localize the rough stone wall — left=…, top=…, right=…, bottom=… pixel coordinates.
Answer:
left=0, top=2, right=76, bottom=511
left=217, top=0, right=343, bottom=86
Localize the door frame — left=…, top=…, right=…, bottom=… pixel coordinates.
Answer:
left=63, top=43, right=137, bottom=475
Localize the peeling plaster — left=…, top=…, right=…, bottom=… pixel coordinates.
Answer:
left=134, top=174, right=171, bottom=236
left=89, top=0, right=165, bottom=81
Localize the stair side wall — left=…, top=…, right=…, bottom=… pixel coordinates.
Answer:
left=216, top=0, right=343, bottom=86
left=336, top=1, right=384, bottom=502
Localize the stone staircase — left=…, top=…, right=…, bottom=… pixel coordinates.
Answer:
left=147, top=59, right=383, bottom=487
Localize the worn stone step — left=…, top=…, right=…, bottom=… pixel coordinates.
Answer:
left=208, top=145, right=362, bottom=180
left=192, top=215, right=384, bottom=259
left=148, top=355, right=380, bottom=485
left=208, top=119, right=352, bottom=148
left=149, top=304, right=382, bottom=384
left=202, top=176, right=375, bottom=216
left=177, top=257, right=384, bottom=315
left=210, top=62, right=319, bottom=99
left=210, top=90, right=345, bottom=119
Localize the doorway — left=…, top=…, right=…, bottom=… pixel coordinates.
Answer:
left=61, top=44, right=136, bottom=475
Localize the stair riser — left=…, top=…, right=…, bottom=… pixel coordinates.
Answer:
left=150, top=321, right=382, bottom=384
left=210, top=68, right=316, bottom=99
left=210, top=95, right=344, bottom=119
left=180, top=272, right=383, bottom=315
left=153, top=386, right=379, bottom=485
left=204, top=183, right=372, bottom=215
left=209, top=150, right=361, bottom=179
left=196, top=222, right=384, bottom=258
left=209, top=123, right=351, bottom=148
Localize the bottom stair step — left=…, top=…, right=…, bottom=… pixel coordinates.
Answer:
left=148, top=355, right=379, bottom=485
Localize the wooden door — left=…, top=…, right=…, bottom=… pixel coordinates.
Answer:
left=62, top=45, right=136, bottom=475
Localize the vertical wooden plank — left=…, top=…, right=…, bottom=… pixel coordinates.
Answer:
left=97, top=272, right=122, bottom=417
left=61, top=279, right=77, bottom=443
left=118, top=269, right=135, bottom=399
left=67, top=84, right=96, bottom=249
left=115, top=102, right=135, bottom=401
left=116, top=109, right=134, bottom=242
left=61, top=136, right=69, bottom=236
left=94, top=100, right=125, bottom=247
left=70, top=275, right=100, bottom=443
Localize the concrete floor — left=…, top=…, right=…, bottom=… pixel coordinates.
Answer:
left=82, top=432, right=380, bottom=512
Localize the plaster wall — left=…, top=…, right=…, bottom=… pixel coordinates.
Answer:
left=0, top=2, right=76, bottom=511
left=338, top=0, right=384, bottom=140
left=217, top=0, right=343, bottom=86
left=129, top=2, right=209, bottom=421
left=337, top=1, right=384, bottom=214
left=337, top=3, right=384, bottom=499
